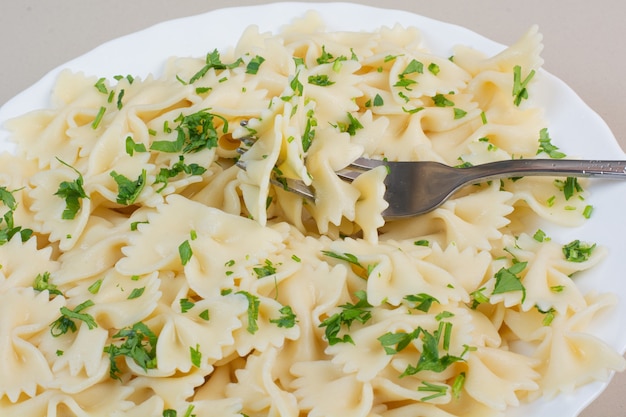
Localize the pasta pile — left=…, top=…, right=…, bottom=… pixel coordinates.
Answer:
left=1, top=11, right=624, bottom=417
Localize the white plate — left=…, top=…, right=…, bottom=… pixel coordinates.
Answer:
left=1, top=3, right=624, bottom=416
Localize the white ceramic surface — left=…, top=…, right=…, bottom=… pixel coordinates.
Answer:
left=1, top=3, right=625, bottom=416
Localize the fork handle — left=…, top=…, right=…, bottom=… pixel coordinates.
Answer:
left=463, top=159, right=626, bottom=182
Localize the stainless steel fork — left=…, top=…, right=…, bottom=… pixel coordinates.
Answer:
left=236, top=138, right=626, bottom=218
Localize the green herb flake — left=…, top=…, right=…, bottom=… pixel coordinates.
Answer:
left=127, top=287, right=145, bottom=300
left=583, top=205, right=594, bottom=219
left=533, top=229, right=550, bottom=242
left=94, top=77, right=108, bottom=94
left=253, top=259, right=277, bottom=278
left=198, top=309, right=210, bottom=321
left=189, top=49, right=243, bottom=84
left=270, top=305, right=298, bottom=328
left=245, top=55, right=266, bottom=74
left=373, top=93, right=384, bottom=107
left=453, top=108, right=467, bottom=119
left=414, top=239, right=430, bottom=247
left=190, top=344, right=202, bottom=367
left=428, top=62, right=440, bottom=75
left=537, top=128, right=566, bottom=159
left=88, top=279, right=103, bottom=294
left=399, top=322, right=466, bottom=377
left=33, top=271, right=63, bottom=297
left=418, top=381, right=449, bottom=402
left=154, top=155, right=207, bottom=192
left=50, top=300, right=97, bottom=337
left=404, top=293, right=440, bottom=313
left=512, top=65, right=536, bottom=106
left=319, top=290, right=372, bottom=345
left=562, top=240, right=596, bottom=263
left=54, top=159, right=89, bottom=220
left=92, top=106, right=106, bottom=129
left=451, top=372, right=466, bottom=399
left=308, top=74, right=335, bottom=86
left=492, top=262, right=527, bottom=302
left=179, top=240, right=193, bottom=266
left=110, top=169, right=147, bottom=205
left=237, top=291, right=260, bottom=334
left=125, top=136, right=147, bottom=156
left=432, top=94, right=455, bottom=107
left=378, top=329, right=421, bottom=355
left=151, top=110, right=228, bottom=153
left=104, top=322, right=158, bottom=379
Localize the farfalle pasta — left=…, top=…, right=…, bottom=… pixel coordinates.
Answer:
left=0, top=11, right=624, bottom=417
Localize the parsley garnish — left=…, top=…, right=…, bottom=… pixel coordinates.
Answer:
left=253, top=259, right=277, bottom=278
left=492, top=262, right=527, bottom=302
left=188, top=49, right=243, bottom=84
left=150, top=110, right=228, bottom=154
left=104, top=322, right=158, bottom=379
left=154, top=155, right=207, bottom=192
left=319, top=290, right=372, bottom=345
left=418, top=381, right=449, bottom=401
left=562, top=240, right=596, bottom=262
left=378, top=329, right=421, bottom=354
left=321, top=250, right=373, bottom=279
left=270, top=305, right=298, bottom=328
left=308, top=74, right=335, bottom=86
left=54, top=159, right=89, bottom=220
left=50, top=300, right=98, bottom=337
left=127, top=287, right=145, bottom=300
left=302, top=109, right=317, bottom=152
left=512, top=65, right=536, bottom=106
left=432, top=94, right=454, bottom=107
left=335, top=112, right=363, bottom=136
left=190, top=344, right=202, bottom=367
left=180, top=298, right=195, bottom=313
left=94, top=77, right=108, bottom=94
left=245, top=55, right=265, bottom=75
left=125, top=136, right=147, bottom=156
left=428, top=62, right=440, bottom=75
left=537, top=128, right=566, bottom=159
left=404, top=293, right=440, bottom=313
left=179, top=240, right=193, bottom=266
left=237, top=291, right=260, bottom=334
left=399, top=322, right=468, bottom=377
left=92, top=106, right=106, bottom=129
left=33, top=271, right=63, bottom=297
left=0, top=192, right=33, bottom=245
left=110, top=169, right=146, bottom=205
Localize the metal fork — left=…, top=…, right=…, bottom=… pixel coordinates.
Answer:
left=235, top=141, right=626, bottom=218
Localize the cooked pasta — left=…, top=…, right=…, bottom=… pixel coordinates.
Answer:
left=0, top=11, right=624, bottom=417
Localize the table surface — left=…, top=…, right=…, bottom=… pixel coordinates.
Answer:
left=1, top=1, right=624, bottom=416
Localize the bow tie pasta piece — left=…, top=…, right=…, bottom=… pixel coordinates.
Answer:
left=0, top=288, right=65, bottom=401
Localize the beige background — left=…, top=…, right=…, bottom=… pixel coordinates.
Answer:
left=1, top=1, right=624, bottom=415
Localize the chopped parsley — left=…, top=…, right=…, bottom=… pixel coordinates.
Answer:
left=308, top=74, right=335, bottom=86
left=33, top=271, right=63, bottom=297
left=92, top=106, right=106, bottom=129
left=253, top=259, right=277, bottom=278
left=237, top=291, right=260, bottom=334
left=180, top=298, right=195, bottom=313
left=432, top=94, right=454, bottom=107
left=428, top=62, right=440, bottom=75
left=453, top=108, right=467, bottom=119
left=321, top=250, right=373, bottom=279
left=302, top=109, right=317, bottom=152
left=245, top=55, right=265, bottom=74
left=399, top=322, right=469, bottom=377
left=512, top=65, right=536, bottom=106
left=110, top=169, right=147, bottom=205
left=562, top=240, right=596, bottom=262
left=270, top=305, right=298, bottom=328
left=154, top=155, right=207, bottom=192
left=150, top=110, right=229, bottom=153
left=378, top=328, right=421, bottom=355
left=404, top=293, right=440, bottom=313
left=418, top=381, right=449, bottom=401
left=54, top=159, right=89, bottom=220
left=50, top=300, right=98, bottom=337
left=554, top=177, right=583, bottom=201
left=104, top=322, right=158, bottom=379
left=188, top=49, right=243, bottom=84
left=190, top=344, right=202, bottom=367
left=537, top=128, right=566, bottom=159
left=492, top=262, right=527, bottom=302
left=319, top=290, right=372, bottom=345
left=179, top=240, right=193, bottom=266
left=127, top=287, right=145, bottom=300
left=334, top=112, right=363, bottom=136
left=125, top=136, right=147, bottom=156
